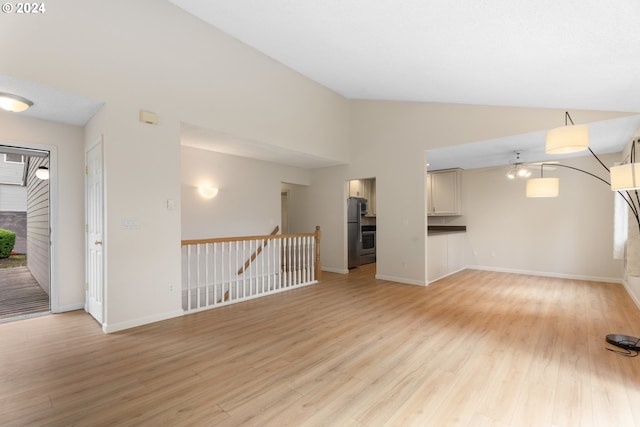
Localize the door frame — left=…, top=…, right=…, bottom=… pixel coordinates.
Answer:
left=85, top=136, right=105, bottom=325
left=0, top=139, right=57, bottom=312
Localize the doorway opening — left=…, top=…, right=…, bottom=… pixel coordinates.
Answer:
left=347, top=177, right=377, bottom=274
left=0, top=145, right=51, bottom=322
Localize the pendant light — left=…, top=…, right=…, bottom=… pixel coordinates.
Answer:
left=545, top=111, right=588, bottom=154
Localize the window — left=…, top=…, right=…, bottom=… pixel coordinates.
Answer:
left=4, top=153, right=25, bottom=164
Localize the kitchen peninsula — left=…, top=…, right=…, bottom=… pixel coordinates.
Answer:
left=427, top=225, right=468, bottom=283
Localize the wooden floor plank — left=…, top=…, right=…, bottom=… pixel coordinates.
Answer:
left=1, top=264, right=639, bottom=426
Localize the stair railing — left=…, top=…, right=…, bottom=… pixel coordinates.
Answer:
left=181, top=226, right=321, bottom=312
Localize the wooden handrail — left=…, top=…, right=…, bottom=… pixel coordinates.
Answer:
left=237, top=225, right=279, bottom=275
left=181, top=229, right=316, bottom=246
left=181, top=225, right=322, bottom=290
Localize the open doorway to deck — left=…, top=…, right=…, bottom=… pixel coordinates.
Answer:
left=0, top=145, right=50, bottom=322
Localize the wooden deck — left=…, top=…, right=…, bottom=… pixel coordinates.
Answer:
left=0, top=266, right=50, bottom=321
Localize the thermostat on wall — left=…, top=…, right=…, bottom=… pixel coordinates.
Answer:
left=139, top=110, right=158, bottom=125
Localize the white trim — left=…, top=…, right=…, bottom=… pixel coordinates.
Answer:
left=323, top=267, right=348, bottom=274
left=428, top=267, right=466, bottom=284
left=0, top=139, right=57, bottom=312
left=375, top=274, right=427, bottom=286
left=57, top=303, right=84, bottom=312
left=622, top=276, right=640, bottom=311
left=466, top=265, right=623, bottom=284
left=102, top=309, right=184, bottom=333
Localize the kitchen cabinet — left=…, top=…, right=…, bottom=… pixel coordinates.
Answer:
left=427, top=231, right=468, bottom=282
left=427, top=168, right=462, bottom=216
left=349, top=178, right=376, bottom=216
left=349, top=180, right=363, bottom=198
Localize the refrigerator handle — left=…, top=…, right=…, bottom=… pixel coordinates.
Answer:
left=358, top=203, right=363, bottom=242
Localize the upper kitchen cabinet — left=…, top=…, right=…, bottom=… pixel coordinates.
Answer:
left=349, top=178, right=376, bottom=216
left=427, top=168, right=462, bottom=216
left=349, top=179, right=363, bottom=198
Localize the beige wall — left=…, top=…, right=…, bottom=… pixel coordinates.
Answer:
left=181, top=147, right=310, bottom=240
left=3, top=0, right=349, bottom=331
left=463, top=153, right=623, bottom=281
left=0, top=113, right=85, bottom=311
left=306, top=101, right=633, bottom=284
left=2, top=0, right=637, bottom=329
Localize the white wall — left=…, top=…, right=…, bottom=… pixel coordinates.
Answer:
left=181, top=147, right=310, bottom=239
left=463, top=153, right=623, bottom=282
left=0, top=112, right=85, bottom=311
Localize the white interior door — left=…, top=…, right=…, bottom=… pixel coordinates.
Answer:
left=86, top=140, right=104, bottom=324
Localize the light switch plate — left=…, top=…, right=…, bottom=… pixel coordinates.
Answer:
left=122, top=217, right=140, bottom=229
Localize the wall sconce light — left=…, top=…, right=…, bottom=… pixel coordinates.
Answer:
left=0, top=92, right=34, bottom=113
left=35, top=166, right=49, bottom=180
left=545, top=111, right=589, bottom=154
left=198, top=185, right=218, bottom=199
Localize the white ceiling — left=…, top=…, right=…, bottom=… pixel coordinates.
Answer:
left=169, top=0, right=640, bottom=112
left=4, top=2, right=640, bottom=170
left=427, top=115, right=640, bottom=170
left=169, top=0, right=640, bottom=169
left=0, top=75, right=103, bottom=127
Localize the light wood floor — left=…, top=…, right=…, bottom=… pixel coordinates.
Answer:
left=1, top=265, right=639, bottom=426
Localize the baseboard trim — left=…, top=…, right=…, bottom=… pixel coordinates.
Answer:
left=466, top=265, right=623, bottom=284
left=323, top=267, right=348, bottom=274
left=375, top=274, right=427, bottom=286
left=428, top=267, right=466, bottom=284
left=102, top=309, right=184, bottom=334
left=55, top=303, right=85, bottom=313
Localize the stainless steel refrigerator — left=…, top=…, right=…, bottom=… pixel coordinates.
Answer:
left=348, top=197, right=367, bottom=268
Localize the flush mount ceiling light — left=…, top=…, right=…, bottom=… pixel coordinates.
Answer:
left=35, top=166, right=49, bottom=180
left=0, top=92, right=34, bottom=113
left=545, top=111, right=588, bottom=154
left=505, top=151, right=531, bottom=180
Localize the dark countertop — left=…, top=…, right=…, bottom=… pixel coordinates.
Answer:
left=427, top=225, right=467, bottom=235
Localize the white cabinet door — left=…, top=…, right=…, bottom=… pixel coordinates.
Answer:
left=427, top=234, right=448, bottom=282
left=349, top=179, right=363, bottom=197
left=427, top=169, right=461, bottom=216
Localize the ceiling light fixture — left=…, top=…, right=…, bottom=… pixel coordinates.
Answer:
left=0, top=92, right=34, bottom=113
left=35, top=166, right=49, bottom=180
left=545, top=111, right=588, bottom=154
left=505, top=151, right=531, bottom=180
